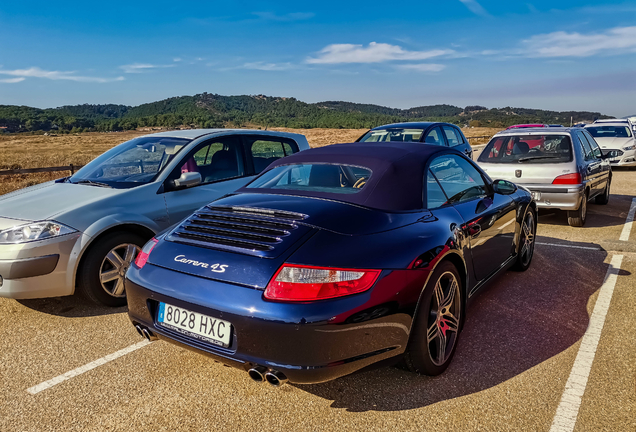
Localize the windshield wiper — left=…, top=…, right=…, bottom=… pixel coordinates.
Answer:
left=518, top=156, right=561, bottom=162
left=73, top=179, right=113, bottom=188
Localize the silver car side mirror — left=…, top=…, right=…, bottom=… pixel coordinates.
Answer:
left=174, top=172, right=202, bottom=188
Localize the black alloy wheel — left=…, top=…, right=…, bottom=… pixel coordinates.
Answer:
left=404, top=261, right=463, bottom=376
left=514, top=208, right=536, bottom=271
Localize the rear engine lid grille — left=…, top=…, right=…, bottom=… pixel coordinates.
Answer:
left=167, top=205, right=310, bottom=257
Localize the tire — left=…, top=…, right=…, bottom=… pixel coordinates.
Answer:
left=568, top=191, right=588, bottom=227
left=514, top=207, right=536, bottom=271
left=77, top=232, right=146, bottom=307
left=404, top=261, right=463, bottom=376
left=595, top=180, right=610, bottom=205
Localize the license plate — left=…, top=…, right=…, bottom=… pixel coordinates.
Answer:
left=531, top=191, right=541, bottom=201
left=157, top=302, right=232, bottom=348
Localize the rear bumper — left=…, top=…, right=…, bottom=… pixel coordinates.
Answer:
left=518, top=184, right=584, bottom=211
left=126, top=263, right=419, bottom=384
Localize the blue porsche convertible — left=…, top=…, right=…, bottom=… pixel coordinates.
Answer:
left=126, top=142, right=536, bottom=386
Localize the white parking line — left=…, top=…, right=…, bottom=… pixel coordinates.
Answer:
left=536, top=242, right=601, bottom=251
left=26, top=340, right=151, bottom=395
left=549, top=254, right=623, bottom=432
left=619, top=198, right=636, bottom=241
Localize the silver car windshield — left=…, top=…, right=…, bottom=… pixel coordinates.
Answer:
left=586, top=126, right=632, bottom=138
left=359, top=128, right=424, bottom=142
left=478, top=134, right=573, bottom=164
left=70, top=137, right=191, bottom=188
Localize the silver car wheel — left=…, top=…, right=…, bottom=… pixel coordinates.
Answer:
left=99, top=243, right=140, bottom=297
left=427, top=271, right=461, bottom=367
left=520, top=212, right=536, bottom=267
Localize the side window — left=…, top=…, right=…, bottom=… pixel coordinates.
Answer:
left=583, top=131, right=602, bottom=159
left=424, top=127, right=446, bottom=146
left=442, top=126, right=460, bottom=147
left=246, top=137, right=296, bottom=174
left=282, top=142, right=294, bottom=156
left=426, top=170, right=448, bottom=209
left=454, top=127, right=466, bottom=144
left=576, top=132, right=595, bottom=160
left=175, top=137, right=245, bottom=184
left=430, top=155, right=488, bottom=204
left=192, top=142, right=222, bottom=166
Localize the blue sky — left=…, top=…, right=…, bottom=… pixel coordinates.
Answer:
left=1, top=1, right=635, bottom=116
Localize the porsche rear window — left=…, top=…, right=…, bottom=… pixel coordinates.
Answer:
left=478, top=134, right=572, bottom=164
left=247, top=163, right=372, bottom=194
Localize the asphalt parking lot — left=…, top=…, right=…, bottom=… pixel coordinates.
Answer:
left=1, top=168, right=635, bottom=431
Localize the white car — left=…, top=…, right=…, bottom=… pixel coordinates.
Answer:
left=0, top=129, right=309, bottom=306
left=585, top=123, right=636, bottom=167
left=593, top=118, right=635, bottom=132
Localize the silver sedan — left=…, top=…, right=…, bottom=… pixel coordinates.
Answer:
left=0, top=129, right=309, bottom=305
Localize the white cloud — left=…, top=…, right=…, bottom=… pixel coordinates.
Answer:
left=396, top=63, right=446, bottom=72
left=253, top=12, right=315, bottom=21
left=0, top=77, right=25, bottom=83
left=119, top=63, right=175, bottom=73
left=0, top=67, right=124, bottom=83
left=459, top=0, right=490, bottom=17
left=522, top=26, right=636, bottom=57
left=242, top=62, right=294, bottom=71
left=306, top=42, right=454, bottom=64
left=173, top=57, right=182, bottom=62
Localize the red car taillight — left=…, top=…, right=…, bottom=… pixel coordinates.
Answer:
left=552, top=173, right=582, bottom=185
left=264, top=264, right=381, bottom=302
left=134, top=238, right=159, bottom=269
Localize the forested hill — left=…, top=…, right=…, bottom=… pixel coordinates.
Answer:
left=0, top=93, right=610, bottom=133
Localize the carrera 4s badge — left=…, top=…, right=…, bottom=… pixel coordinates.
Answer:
left=174, top=255, right=228, bottom=273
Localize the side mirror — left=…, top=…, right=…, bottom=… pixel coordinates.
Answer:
left=492, top=179, right=517, bottom=195
left=173, top=172, right=202, bottom=188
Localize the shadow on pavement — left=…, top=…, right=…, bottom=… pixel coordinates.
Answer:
left=538, top=193, right=633, bottom=228
left=295, top=238, right=609, bottom=412
left=16, top=294, right=126, bottom=317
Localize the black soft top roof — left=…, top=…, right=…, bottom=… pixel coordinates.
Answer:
left=237, top=142, right=455, bottom=212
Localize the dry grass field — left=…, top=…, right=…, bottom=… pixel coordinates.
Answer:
left=0, top=127, right=501, bottom=196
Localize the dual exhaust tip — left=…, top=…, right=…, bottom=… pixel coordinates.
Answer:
left=135, top=324, right=158, bottom=341
left=134, top=325, right=285, bottom=386
left=248, top=365, right=288, bottom=387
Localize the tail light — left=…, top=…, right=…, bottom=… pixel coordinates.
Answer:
left=552, top=173, right=581, bottom=185
left=264, top=264, right=381, bottom=302
left=134, top=238, right=159, bottom=269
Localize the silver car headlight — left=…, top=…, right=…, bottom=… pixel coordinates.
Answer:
left=0, top=221, right=77, bottom=244
left=622, top=144, right=635, bottom=151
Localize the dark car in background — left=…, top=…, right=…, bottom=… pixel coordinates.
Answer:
left=357, top=122, right=473, bottom=159
left=126, top=142, right=536, bottom=386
